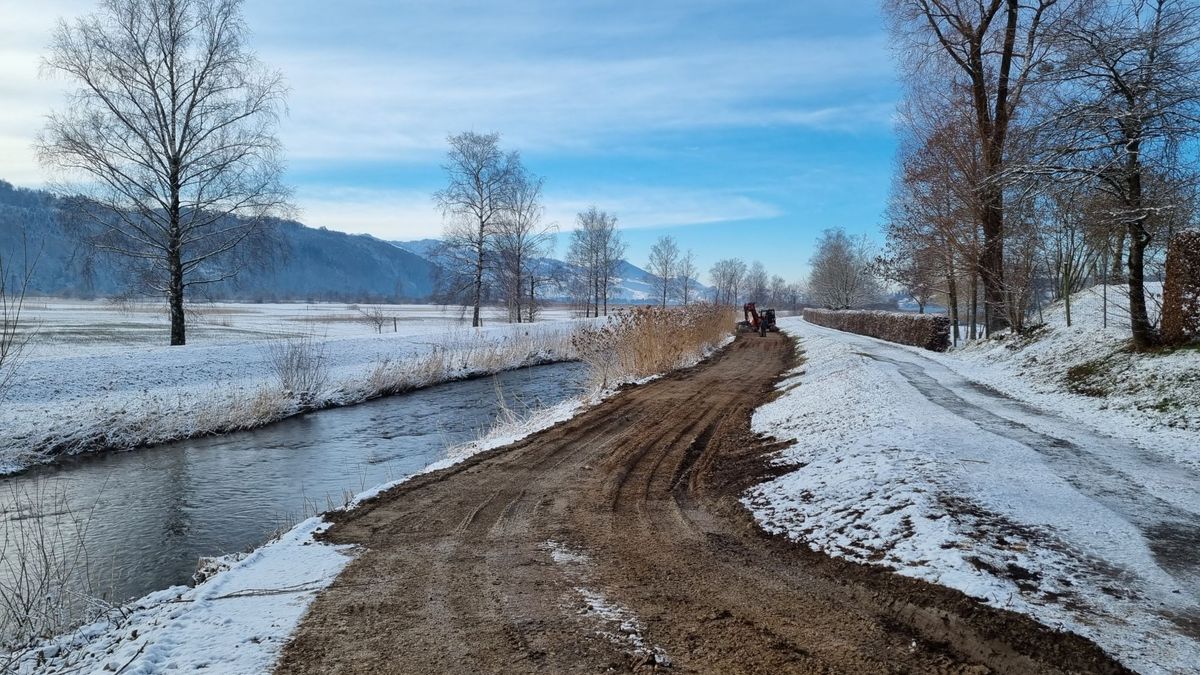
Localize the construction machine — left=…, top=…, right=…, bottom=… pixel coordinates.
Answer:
left=737, top=302, right=778, bottom=337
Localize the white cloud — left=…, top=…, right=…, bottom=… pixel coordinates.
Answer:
left=269, top=34, right=894, bottom=162
left=296, top=185, right=781, bottom=241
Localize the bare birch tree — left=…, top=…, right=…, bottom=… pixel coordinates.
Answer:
left=495, top=165, right=554, bottom=322
left=568, top=207, right=623, bottom=317
left=39, top=0, right=290, bottom=346
left=433, top=131, right=517, bottom=328
left=647, top=235, right=679, bottom=308
left=677, top=249, right=698, bottom=305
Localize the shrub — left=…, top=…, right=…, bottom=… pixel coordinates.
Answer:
left=1162, top=230, right=1200, bottom=346
left=263, top=332, right=330, bottom=399
left=803, top=308, right=951, bottom=352
left=570, top=305, right=734, bottom=388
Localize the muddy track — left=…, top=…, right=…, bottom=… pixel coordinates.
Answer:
left=277, top=333, right=1127, bottom=674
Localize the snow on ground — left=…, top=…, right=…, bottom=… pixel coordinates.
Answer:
left=746, top=308, right=1200, bottom=674
left=11, top=516, right=353, bottom=674
left=0, top=300, right=583, bottom=474
left=946, top=283, right=1200, bottom=467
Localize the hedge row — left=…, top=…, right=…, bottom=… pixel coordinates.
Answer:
left=803, top=308, right=952, bottom=352
left=1162, top=230, right=1200, bottom=346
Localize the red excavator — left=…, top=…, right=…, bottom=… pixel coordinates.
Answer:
left=737, top=303, right=778, bottom=337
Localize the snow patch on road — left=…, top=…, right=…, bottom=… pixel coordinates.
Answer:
left=544, top=541, right=671, bottom=668
left=745, top=316, right=1200, bottom=675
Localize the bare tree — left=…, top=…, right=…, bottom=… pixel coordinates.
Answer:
left=887, top=0, right=1070, bottom=332
left=746, top=261, right=769, bottom=302
left=568, top=207, right=623, bottom=317
left=768, top=275, right=789, bottom=307
left=677, top=249, right=698, bottom=305
left=434, top=131, right=517, bottom=328
left=708, top=258, right=748, bottom=306
left=39, top=0, right=289, bottom=346
left=647, top=235, right=679, bottom=308
left=1030, top=0, right=1200, bottom=347
left=808, top=228, right=882, bottom=308
left=355, top=305, right=388, bottom=333
left=495, top=165, right=554, bottom=323
left=0, top=247, right=37, bottom=401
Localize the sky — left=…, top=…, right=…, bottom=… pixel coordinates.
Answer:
left=0, top=0, right=900, bottom=283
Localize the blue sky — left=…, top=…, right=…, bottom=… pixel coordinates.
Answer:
left=0, top=0, right=900, bottom=283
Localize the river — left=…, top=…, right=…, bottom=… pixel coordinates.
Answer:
left=0, top=361, right=586, bottom=610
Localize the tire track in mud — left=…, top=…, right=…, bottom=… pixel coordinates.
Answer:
left=276, top=333, right=1128, bottom=674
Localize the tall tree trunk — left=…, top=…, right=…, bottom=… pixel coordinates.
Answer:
left=168, top=229, right=185, bottom=346
left=947, top=272, right=960, bottom=343
left=527, top=275, right=536, bottom=323
left=1111, top=230, right=1126, bottom=280
left=1125, top=140, right=1156, bottom=349
left=969, top=270, right=979, bottom=341
left=472, top=221, right=484, bottom=328
left=979, top=188, right=1007, bottom=334
left=514, top=250, right=523, bottom=323
left=168, top=175, right=185, bottom=346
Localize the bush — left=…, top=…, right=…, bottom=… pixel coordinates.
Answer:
left=803, top=308, right=951, bottom=352
left=570, top=305, right=734, bottom=388
left=1162, top=230, right=1200, bottom=346
left=264, top=332, right=330, bottom=399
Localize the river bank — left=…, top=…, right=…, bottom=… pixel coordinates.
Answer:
left=1, top=301, right=582, bottom=474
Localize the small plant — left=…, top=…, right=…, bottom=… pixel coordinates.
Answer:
left=0, top=478, right=110, bottom=662
left=264, top=332, right=329, bottom=400
left=0, top=247, right=37, bottom=402
left=355, top=305, right=389, bottom=333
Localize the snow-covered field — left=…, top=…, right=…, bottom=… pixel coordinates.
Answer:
left=746, top=294, right=1200, bottom=674
left=1, top=300, right=581, bottom=474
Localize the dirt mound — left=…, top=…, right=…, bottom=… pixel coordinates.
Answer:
left=277, top=333, right=1127, bottom=674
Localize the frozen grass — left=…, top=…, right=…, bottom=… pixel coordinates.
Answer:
left=570, top=304, right=734, bottom=389
left=0, top=478, right=111, bottom=670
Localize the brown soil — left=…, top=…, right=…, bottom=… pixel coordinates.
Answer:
left=276, top=333, right=1128, bottom=674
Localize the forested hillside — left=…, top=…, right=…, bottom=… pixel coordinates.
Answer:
left=0, top=180, right=436, bottom=301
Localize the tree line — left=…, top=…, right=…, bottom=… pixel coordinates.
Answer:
left=884, top=0, right=1200, bottom=348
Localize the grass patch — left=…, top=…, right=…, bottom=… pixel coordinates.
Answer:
left=1065, top=357, right=1115, bottom=397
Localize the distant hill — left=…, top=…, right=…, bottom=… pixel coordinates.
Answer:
left=0, top=180, right=436, bottom=302
left=391, top=238, right=714, bottom=304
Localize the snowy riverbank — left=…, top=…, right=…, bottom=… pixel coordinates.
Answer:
left=0, top=301, right=583, bottom=474
left=746, top=304, right=1200, bottom=674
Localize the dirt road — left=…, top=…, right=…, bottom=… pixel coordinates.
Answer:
left=277, top=333, right=1126, bottom=674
